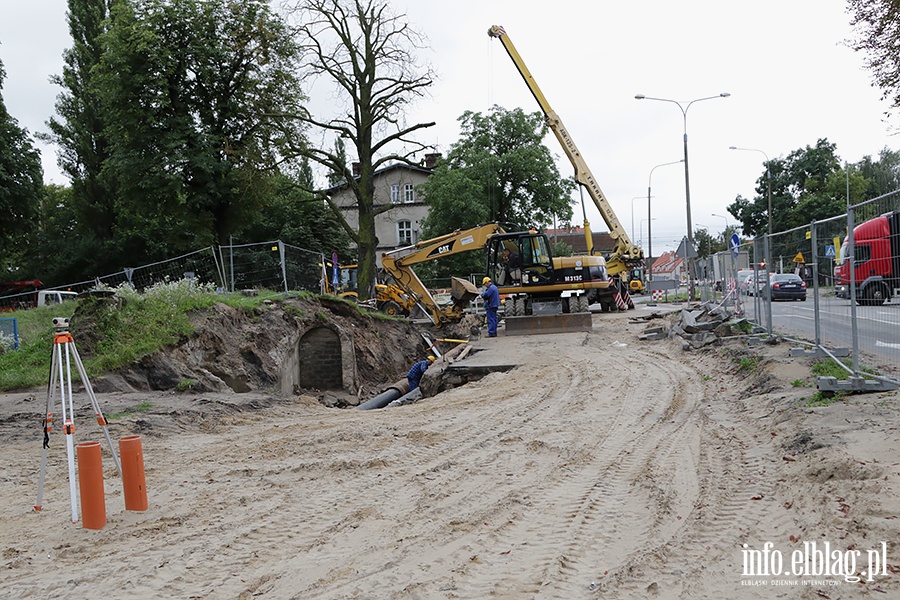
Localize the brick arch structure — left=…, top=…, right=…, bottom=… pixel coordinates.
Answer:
left=280, top=324, right=358, bottom=395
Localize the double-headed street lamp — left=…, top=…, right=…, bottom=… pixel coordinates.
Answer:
left=729, top=146, right=772, bottom=238
left=636, top=92, right=731, bottom=300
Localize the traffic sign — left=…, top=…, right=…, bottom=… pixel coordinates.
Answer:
left=825, top=245, right=835, bottom=258
left=729, top=233, right=740, bottom=259
left=793, top=252, right=805, bottom=263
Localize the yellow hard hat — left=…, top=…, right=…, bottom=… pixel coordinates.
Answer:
left=427, top=355, right=436, bottom=362
left=482, top=276, right=491, bottom=284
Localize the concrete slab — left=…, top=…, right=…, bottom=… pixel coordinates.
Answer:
left=447, top=331, right=586, bottom=375
left=504, top=313, right=593, bottom=336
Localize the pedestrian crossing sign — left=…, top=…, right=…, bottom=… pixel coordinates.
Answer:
left=793, top=252, right=805, bottom=263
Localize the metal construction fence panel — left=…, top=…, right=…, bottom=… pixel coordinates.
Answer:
left=696, top=188, right=900, bottom=388
left=219, top=241, right=325, bottom=294
left=701, top=249, right=749, bottom=316
left=0, top=317, right=18, bottom=352
left=0, top=241, right=328, bottom=314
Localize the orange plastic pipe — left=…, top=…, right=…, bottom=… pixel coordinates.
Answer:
left=76, top=442, right=106, bottom=530
left=119, top=435, right=148, bottom=511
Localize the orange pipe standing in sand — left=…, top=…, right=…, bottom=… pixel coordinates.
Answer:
left=119, top=435, right=148, bottom=511
left=76, top=442, right=106, bottom=530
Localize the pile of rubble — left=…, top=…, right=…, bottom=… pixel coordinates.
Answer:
left=636, top=302, right=767, bottom=350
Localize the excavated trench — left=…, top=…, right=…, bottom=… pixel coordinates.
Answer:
left=80, top=296, right=496, bottom=409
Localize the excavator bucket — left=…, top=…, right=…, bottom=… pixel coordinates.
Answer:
left=450, top=276, right=479, bottom=308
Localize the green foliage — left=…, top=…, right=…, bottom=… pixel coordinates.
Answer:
left=42, top=0, right=117, bottom=256
left=419, top=106, right=576, bottom=279
left=806, top=390, right=845, bottom=407
left=107, top=400, right=153, bottom=420
left=733, top=320, right=753, bottom=333
left=0, top=303, right=78, bottom=390
left=791, top=379, right=810, bottom=388
left=176, top=379, right=197, bottom=392
left=552, top=241, right=574, bottom=257
left=96, top=0, right=305, bottom=250
left=0, top=58, right=43, bottom=273
left=726, top=138, right=900, bottom=239
left=0, top=280, right=292, bottom=391
left=733, top=355, right=760, bottom=373
left=423, top=106, right=575, bottom=232
left=811, top=358, right=850, bottom=379
left=848, top=0, right=900, bottom=119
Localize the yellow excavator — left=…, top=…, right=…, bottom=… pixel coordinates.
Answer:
left=322, top=262, right=415, bottom=317
left=381, top=222, right=615, bottom=327
left=488, top=25, right=643, bottom=308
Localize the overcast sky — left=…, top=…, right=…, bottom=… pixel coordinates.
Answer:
left=1, top=0, right=897, bottom=254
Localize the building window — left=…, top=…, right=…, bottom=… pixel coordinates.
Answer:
left=398, top=221, right=412, bottom=245
left=403, top=183, right=415, bottom=203
left=390, top=184, right=400, bottom=204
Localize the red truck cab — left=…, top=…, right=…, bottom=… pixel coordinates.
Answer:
left=834, top=211, right=900, bottom=305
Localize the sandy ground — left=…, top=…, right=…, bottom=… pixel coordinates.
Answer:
left=1, top=308, right=899, bottom=599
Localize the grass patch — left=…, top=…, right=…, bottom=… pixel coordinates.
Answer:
left=0, top=280, right=287, bottom=392
left=734, top=355, right=760, bottom=373
left=176, top=379, right=198, bottom=392
left=811, top=358, right=879, bottom=380
left=791, top=379, right=810, bottom=388
left=107, top=400, right=153, bottom=420
left=733, top=320, right=753, bottom=334
left=806, top=390, right=845, bottom=407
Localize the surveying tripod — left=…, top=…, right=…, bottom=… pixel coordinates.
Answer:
left=35, top=317, right=121, bottom=522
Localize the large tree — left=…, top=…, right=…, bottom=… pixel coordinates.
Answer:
left=417, top=106, right=575, bottom=279
left=97, top=0, right=305, bottom=256
left=728, top=139, right=849, bottom=237
left=0, top=58, right=43, bottom=273
left=44, top=0, right=117, bottom=257
left=422, top=106, right=575, bottom=234
left=847, top=0, right=900, bottom=122
left=283, top=0, right=436, bottom=299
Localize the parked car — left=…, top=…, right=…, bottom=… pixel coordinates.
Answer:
left=744, top=272, right=769, bottom=296
left=738, top=272, right=755, bottom=295
left=767, top=273, right=807, bottom=301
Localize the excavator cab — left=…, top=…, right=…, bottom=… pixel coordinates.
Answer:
left=486, top=232, right=554, bottom=288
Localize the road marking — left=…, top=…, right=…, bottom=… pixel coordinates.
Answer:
left=875, top=340, right=900, bottom=350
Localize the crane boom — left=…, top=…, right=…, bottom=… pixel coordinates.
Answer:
left=487, top=25, right=643, bottom=277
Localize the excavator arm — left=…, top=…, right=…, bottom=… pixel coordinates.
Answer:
left=487, top=25, right=643, bottom=277
left=381, top=223, right=506, bottom=326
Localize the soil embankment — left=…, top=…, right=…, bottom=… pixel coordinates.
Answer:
left=1, top=303, right=898, bottom=599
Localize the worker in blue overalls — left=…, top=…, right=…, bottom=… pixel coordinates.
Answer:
left=480, top=276, right=500, bottom=337
left=407, top=355, right=435, bottom=391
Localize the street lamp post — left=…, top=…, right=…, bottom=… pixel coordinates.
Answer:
left=631, top=196, right=645, bottom=245
left=711, top=212, right=729, bottom=244
left=640, top=217, right=656, bottom=248
left=647, top=159, right=684, bottom=285
left=729, top=146, right=772, bottom=238
left=636, top=92, right=731, bottom=301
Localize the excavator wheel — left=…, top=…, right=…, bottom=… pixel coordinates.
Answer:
left=380, top=301, right=403, bottom=316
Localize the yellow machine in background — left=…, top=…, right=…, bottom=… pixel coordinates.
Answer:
left=488, top=25, right=642, bottom=307
left=381, top=222, right=615, bottom=326
left=629, top=268, right=645, bottom=294
left=322, top=263, right=416, bottom=316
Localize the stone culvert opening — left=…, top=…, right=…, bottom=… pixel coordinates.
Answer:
left=297, top=326, right=344, bottom=390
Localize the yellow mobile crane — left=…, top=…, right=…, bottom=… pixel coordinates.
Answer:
left=487, top=25, right=644, bottom=299
left=381, top=223, right=615, bottom=327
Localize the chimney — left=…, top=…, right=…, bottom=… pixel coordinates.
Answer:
left=424, top=153, right=441, bottom=169
left=352, top=162, right=361, bottom=177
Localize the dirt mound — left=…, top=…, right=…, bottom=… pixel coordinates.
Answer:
left=82, top=295, right=477, bottom=406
